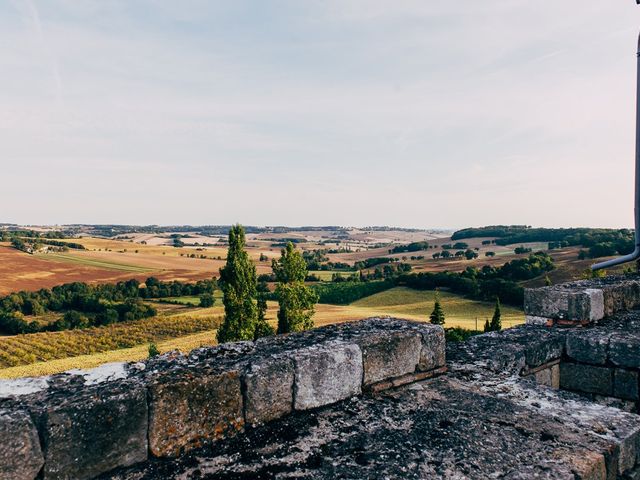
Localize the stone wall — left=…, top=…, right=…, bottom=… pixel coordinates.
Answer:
left=0, top=318, right=445, bottom=480
left=524, top=276, right=640, bottom=326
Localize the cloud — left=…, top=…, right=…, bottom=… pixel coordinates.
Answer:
left=0, top=0, right=637, bottom=227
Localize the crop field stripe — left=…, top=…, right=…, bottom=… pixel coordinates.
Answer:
left=36, top=253, right=155, bottom=272
left=0, top=330, right=219, bottom=379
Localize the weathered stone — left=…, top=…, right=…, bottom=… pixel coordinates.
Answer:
left=525, top=315, right=552, bottom=326
left=601, top=279, right=640, bottom=316
left=524, top=286, right=604, bottom=322
left=566, top=330, right=611, bottom=365
left=148, top=368, right=244, bottom=458
left=609, top=333, right=640, bottom=368
left=356, top=330, right=421, bottom=385
left=613, top=369, right=639, bottom=401
left=418, top=326, right=446, bottom=371
left=551, top=363, right=560, bottom=389
left=0, top=410, right=44, bottom=480
left=534, top=367, right=552, bottom=387
left=292, top=341, right=363, bottom=410
left=243, top=354, right=294, bottom=425
left=42, top=382, right=147, bottom=480
left=559, top=363, right=613, bottom=396
left=568, top=450, right=607, bottom=480
left=524, top=336, right=564, bottom=368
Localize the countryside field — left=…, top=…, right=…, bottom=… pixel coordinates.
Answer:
left=0, top=287, right=522, bottom=379
left=1, top=224, right=624, bottom=380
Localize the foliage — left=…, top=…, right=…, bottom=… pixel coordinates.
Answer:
left=429, top=291, right=445, bottom=325
left=389, top=241, right=430, bottom=254
left=452, top=226, right=634, bottom=257
left=312, top=280, right=395, bottom=305
left=484, top=298, right=502, bottom=332
left=274, top=242, right=318, bottom=334
left=217, top=225, right=260, bottom=343
left=199, top=294, right=215, bottom=308
left=445, top=327, right=481, bottom=342
left=148, top=343, right=160, bottom=358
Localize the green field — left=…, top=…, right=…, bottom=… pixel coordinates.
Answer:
left=36, top=253, right=154, bottom=273
left=157, top=296, right=202, bottom=305
left=308, top=270, right=355, bottom=281
left=351, top=287, right=524, bottom=329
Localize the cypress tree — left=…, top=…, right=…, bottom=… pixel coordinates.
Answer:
left=483, top=319, right=491, bottom=332
left=489, top=298, right=502, bottom=332
left=217, top=225, right=260, bottom=343
left=429, top=290, right=445, bottom=325
left=273, top=242, right=318, bottom=334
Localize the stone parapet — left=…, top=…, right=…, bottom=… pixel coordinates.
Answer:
left=524, top=276, right=640, bottom=326
left=0, top=318, right=445, bottom=480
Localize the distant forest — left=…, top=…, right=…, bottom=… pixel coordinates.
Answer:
left=452, top=226, right=634, bottom=259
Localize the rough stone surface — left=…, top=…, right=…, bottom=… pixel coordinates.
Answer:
left=356, top=330, right=421, bottom=385
left=560, top=362, right=613, bottom=396
left=614, top=369, right=639, bottom=401
left=148, top=367, right=244, bottom=458
left=41, top=380, right=147, bottom=480
left=418, top=327, right=446, bottom=371
left=243, top=354, right=294, bottom=425
left=609, top=333, right=640, bottom=369
left=524, top=285, right=604, bottom=322
left=293, top=340, right=363, bottom=410
left=566, top=329, right=611, bottom=365
left=0, top=410, right=44, bottom=480
left=105, top=374, right=640, bottom=480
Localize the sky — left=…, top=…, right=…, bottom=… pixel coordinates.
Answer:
left=0, top=1, right=639, bottom=229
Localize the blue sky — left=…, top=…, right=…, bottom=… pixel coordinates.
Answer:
left=0, top=1, right=638, bottom=228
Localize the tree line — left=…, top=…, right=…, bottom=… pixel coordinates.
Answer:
left=0, top=277, right=216, bottom=335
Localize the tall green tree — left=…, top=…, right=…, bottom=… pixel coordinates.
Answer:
left=429, top=290, right=445, bottom=325
left=489, top=298, right=502, bottom=331
left=273, top=242, right=318, bottom=334
left=217, top=225, right=264, bottom=342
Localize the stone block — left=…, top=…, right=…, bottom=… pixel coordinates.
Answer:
left=356, top=330, right=421, bottom=385
left=534, top=367, right=552, bottom=387
left=551, top=364, right=560, bottom=389
left=243, top=355, right=294, bottom=425
left=613, top=369, right=639, bottom=401
left=609, top=333, right=640, bottom=369
left=148, top=368, right=244, bottom=458
left=0, top=410, right=44, bottom=480
left=559, top=363, right=613, bottom=397
left=524, top=337, right=564, bottom=368
left=42, top=383, right=147, bottom=480
left=601, top=280, right=640, bottom=316
left=293, top=341, right=363, bottom=410
left=566, top=330, right=611, bottom=366
left=418, top=326, right=446, bottom=372
left=524, top=287, right=604, bottom=322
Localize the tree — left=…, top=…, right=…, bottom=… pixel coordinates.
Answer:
left=429, top=291, right=445, bottom=325
left=483, top=319, right=491, bottom=332
left=217, top=225, right=260, bottom=343
left=148, top=343, right=160, bottom=358
left=273, top=242, right=318, bottom=334
left=489, top=298, right=502, bottom=331
left=255, top=281, right=274, bottom=340
left=199, top=293, right=215, bottom=308
left=544, top=275, right=552, bottom=287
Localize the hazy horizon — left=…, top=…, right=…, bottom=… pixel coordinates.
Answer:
left=1, top=1, right=639, bottom=228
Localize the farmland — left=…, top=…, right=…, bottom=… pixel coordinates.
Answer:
left=0, top=224, right=628, bottom=379
left=0, top=288, right=522, bottom=378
